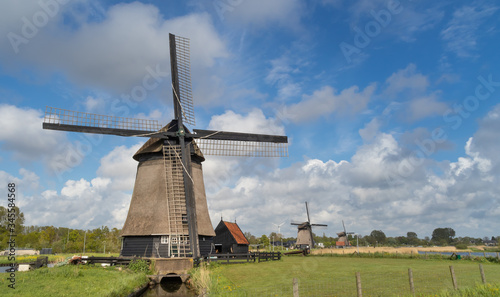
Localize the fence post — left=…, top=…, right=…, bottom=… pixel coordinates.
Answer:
left=483, top=252, right=486, bottom=258
left=449, top=266, right=458, bottom=290
left=408, top=268, right=415, bottom=296
left=356, top=272, right=362, bottom=297
left=293, top=278, right=299, bottom=297
left=497, top=252, right=499, bottom=260
left=425, top=252, right=427, bottom=259
left=479, top=264, right=486, bottom=284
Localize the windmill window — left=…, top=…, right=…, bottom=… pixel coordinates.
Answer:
left=161, top=236, right=169, bottom=244
left=182, top=214, right=188, bottom=224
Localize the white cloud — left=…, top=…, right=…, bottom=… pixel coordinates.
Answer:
left=0, top=104, right=68, bottom=164
left=0, top=2, right=227, bottom=97
left=97, top=143, right=142, bottom=191
left=207, top=109, right=285, bottom=135
left=283, top=84, right=376, bottom=123
left=382, top=65, right=448, bottom=121
left=407, top=93, right=448, bottom=121
left=383, top=64, right=429, bottom=98
left=8, top=143, right=141, bottom=229
left=208, top=121, right=500, bottom=237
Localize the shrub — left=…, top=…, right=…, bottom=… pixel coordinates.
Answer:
left=455, top=244, right=468, bottom=250
left=128, top=259, right=150, bottom=273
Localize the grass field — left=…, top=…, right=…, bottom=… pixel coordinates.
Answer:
left=0, top=265, right=147, bottom=297
left=0, top=253, right=120, bottom=265
left=207, top=255, right=500, bottom=296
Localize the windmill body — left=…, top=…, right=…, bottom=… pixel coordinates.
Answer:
left=120, top=120, right=216, bottom=257
left=42, top=34, right=288, bottom=259
left=291, top=202, right=327, bottom=253
left=336, top=220, right=354, bottom=248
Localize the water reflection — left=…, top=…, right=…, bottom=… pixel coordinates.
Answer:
left=141, top=277, right=196, bottom=297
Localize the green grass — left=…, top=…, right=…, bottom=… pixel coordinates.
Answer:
left=0, top=265, right=148, bottom=297
left=0, top=253, right=120, bottom=265
left=202, top=255, right=500, bottom=296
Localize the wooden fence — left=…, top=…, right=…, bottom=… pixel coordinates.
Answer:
left=289, top=264, right=492, bottom=297
left=205, top=252, right=281, bottom=264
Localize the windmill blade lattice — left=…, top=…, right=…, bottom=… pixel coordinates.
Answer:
left=43, top=106, right=161, bottom=136
left=196, top=139, right=287, bottom=157
left=171, top=34, right=195, bottom=126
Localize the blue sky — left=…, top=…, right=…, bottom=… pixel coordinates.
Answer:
left=1, top=0, right=500, bottom=239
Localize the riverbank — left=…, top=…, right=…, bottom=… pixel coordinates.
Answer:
left=0, top=264, right=148, bottom=296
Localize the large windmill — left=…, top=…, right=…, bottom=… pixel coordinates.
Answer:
left=291, top=202, right=327, bottom=253
left=42, top=33, right=288, bottom=259
left=336, top=220, right=354, bottom=248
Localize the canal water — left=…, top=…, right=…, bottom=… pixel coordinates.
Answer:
left=140, top=277, right=196, bottom=297
left=0, top=266, right=15, bottom=273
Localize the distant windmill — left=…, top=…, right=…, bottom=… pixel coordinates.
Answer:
left=43, top=33, right=288, bottom=259
left=336, top=220, right=354, bottom=248
left=291, top=202, right=327, bottom=253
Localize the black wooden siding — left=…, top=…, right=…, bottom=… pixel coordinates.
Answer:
left=213, top=224, right=249, bottom=254
left=121, top=236, right=154, bottom=257
left=121, top=236, right=213, bottom=257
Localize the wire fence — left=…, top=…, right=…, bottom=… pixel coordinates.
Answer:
left=211, top=263, right=500, bottom=296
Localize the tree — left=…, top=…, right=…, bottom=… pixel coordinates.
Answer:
left=370, top=230, right=386, bottom=245
left=431, top=228, right=455, bottom=245
left=259, top=235, right=270, bottom=247
left=407, top=232, right=419, bottom=246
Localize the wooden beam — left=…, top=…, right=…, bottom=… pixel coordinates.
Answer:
left=42, top=123, right=179, bottom=138
left=192, top=129, right=287, bottom=143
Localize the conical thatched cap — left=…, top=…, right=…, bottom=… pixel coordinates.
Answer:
left=133, top=120, right=204, bottom=161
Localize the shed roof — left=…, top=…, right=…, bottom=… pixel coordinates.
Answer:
left=224, top=221, right=249, bottom=245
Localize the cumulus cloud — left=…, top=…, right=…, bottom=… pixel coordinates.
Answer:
left=0, top=2, right=228, bottom=100
left=282, top=84, right=376, bottom=123
left=13, top=142, right=141, bottom=229
left=0, top=104, right=68, bottom=164
left=383, top=64, right=429, bottom=98
left=209, top=104, right=500, bottom=238
left=382, top=64, right=448, bottom=121
left=202, top=109, right=286, bottom=194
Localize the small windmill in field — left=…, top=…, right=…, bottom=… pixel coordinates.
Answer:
left=291, top=202, right=327, bottom=253
left=43, top=33, right=288, bottom=259
left=336, top=220, right=354, bottom=248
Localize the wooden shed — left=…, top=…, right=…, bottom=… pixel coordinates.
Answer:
left=213, top=220, right=249, bottom=254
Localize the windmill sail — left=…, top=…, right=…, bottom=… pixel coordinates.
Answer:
left=43, top=106, right=161, bottom=136
left=170, top=34, right=195, bottom=126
